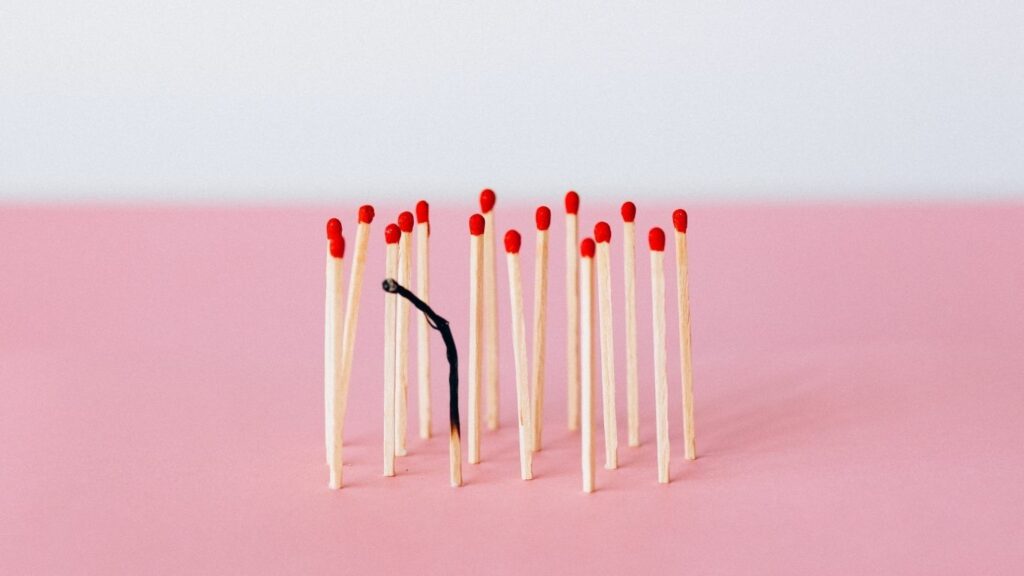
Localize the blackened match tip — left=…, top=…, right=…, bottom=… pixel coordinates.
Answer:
left=382, top=278, right=399, bottom=293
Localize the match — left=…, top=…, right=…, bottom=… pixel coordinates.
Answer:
left=395, top=211, right=414, bottom=457
left=673, top=209, right=696, bottom=461
left=531, top=206, right=550, bottom=451
left=649, top=227, right=670, bottom=483
left=481, top=189, right=500, bottom=430
left=622, top=201, right=639, bottom=447
left=416, top=200, right=431, bottom=439
left=594, top=221, right=618, bottom=470
left=565, top=191, right=580, bottom=431
left=504, top=229, right=533, bottom=480
left=383, top=223, right=400, bottom=476
left=580, top=237, right=596, bottom=493
left=468, top=213, right=485, bottom=464
left=325, top=218, right=345, bottom=488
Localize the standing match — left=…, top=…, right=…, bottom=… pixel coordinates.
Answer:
left=416, top=200, right=431, bottom=439
left=383, top=223, right=400, bottom=476
left=468, top=214, right=485, bottom=464
left=481, top=189, right=500, bottom=430
left=673, top=209, right=696, bottom=461
left=395, top=211, right=414, bottom=456
left=622, top=201, right=640, bottom=447
left=504, top=229, right=534, bottom=480
left=325, top=218, right=345, bottom=489
left=594, top=221, right=618, bottom=470
left=531, top=206, right=550, bottom=451
left=649, top=227, right=670, bottom=483
left=579, top=238, right=596, bottom=493
left=565, top=191, right=581, bottom=431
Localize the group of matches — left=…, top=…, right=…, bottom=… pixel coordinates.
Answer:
left=323, top=191, right=695, bottom=492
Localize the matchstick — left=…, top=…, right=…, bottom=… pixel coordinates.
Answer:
left=383, top=223, right=400, bottom=476
left=565, top=191, right=581, bottom=431
left=673, top=209, right=696, bottom=460
left=649, top=227, right=670, bottom=483
left=468, top=214, right=485, bottom=464
left=504, top=230, right=533, bottom=480
left=531, top=206, right=550, bottom=451
left=415, top=200, right=431, bottom=439
left=579, top=238, right=596, bottom=493
left=594, top=222, right=618, bottom=470
left=325, top=219, right=346, bottom=488
left=334, top=205, right=374, bottom=488
left=395, top=211, right=414, bottom=457
left=622, top=202, right=639, bottom=447
left=481, top=189, right=500, bottom=430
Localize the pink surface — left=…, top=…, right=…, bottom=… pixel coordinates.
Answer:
left=2, top=203, right=1023, bottom=574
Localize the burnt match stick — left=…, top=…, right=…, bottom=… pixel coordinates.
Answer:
left=565, top=191, right=581, bottom=431
left=415, top=201, right=431, bottom=439
left=334, top=205, right=374, bottom=488
left=531, top=206, right=551, bottom=451
left=395, top=211, right=414, bottom=457
left=594, top=222, right=618, bottom=469
left=649, top=227, right=670, bottom=483
left=382, top=279, right=462, bottom=487
left=504, top=229, right=534, bottom=480
left=672, top=209, right=696, bottom=460
left=481, top=189, right=500, bottom=430
left=383, top=223, right=401, bottom=476
left=622, top=202, right=639, bottom=447
left=468, top=214, right=485, bottom=464
left=325, top=219, right=346, bottom=488
left=579, top=238, right=596, bottom=493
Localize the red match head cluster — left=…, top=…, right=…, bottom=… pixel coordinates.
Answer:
left=504, top=229, right=522, bottom=254
left=329, top=236, right=346, bottom=258
left=359, top=205, right=376, bottom=224
left=621, top=202, right=636, bottom=223
left=535, top=206, right=551, bottom=231
left=648, top=227, right=666, bottom=252
left=565, top=191, right=579, bottom=215
left=580, top=238, right=596, bottom=258
left=326, top=218, right=342, bottom=239
left=398, top=211, right=414, bottom=233
left=480, top=189, right=496, bottom=214
left=594, top=221, right=611, bottom=243
left=384, top=223, right=401, bottom=244
left=469, top=213, right=485, bottom=236
left=672, top=209, right=688, bottom=233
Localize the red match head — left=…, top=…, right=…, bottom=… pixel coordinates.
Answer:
left=535, top=206, right=551, bottom=231
left=480, top=189, right=496, bottom=213
left=329, top=236, right=346, bottom=258
left=648, top=227, right=666, bottom=252
left=326, top=218, right=342, bottom=239
left=358, top=205, right=376, bottom=224
left=384, top=223, right=401, bottom=244
left=672, top=209, right=688, bottom=233
left=416, top=200, right=429, bottom=224
left=565, top=191, right=579, bottom=215
left=621, top=201, right=636, bottom=223
left=469, top=213, right=485, bottom=236
left=594, top=221, right=611, bottom=243
left=580, top=238, right=596, bottom=258
left=504, top=229, right=521, bottom=254
left=398, top=211, right=414, bottom=233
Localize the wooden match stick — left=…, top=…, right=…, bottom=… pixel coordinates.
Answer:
left=579, top=238, right=596, bottom=493
left=383, top=223, right=400, bottom=476
left=504, top=229, right=533, bottom=480
left=649, top=227, right=670, bottom=483
left=325, top=219, right=346, bottom=488
left=468, top=214, right=485, bottom=464
left=594, top=222, right=618, bottom=470
left=334, top=205, right=374, bottom=488
left=621, top=202, right=639, bottom=447
left=481, top=189, right=500, bottom=430
left=395, top=211, right=414, bottom=457
left=415, top=200, right=431, bottom=440
left=565, top=191, right=581, bottom=431
left=531, top=206, right=550, bottom=451
left=673, top=209, right=696, bottom=460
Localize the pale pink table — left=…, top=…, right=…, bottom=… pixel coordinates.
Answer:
left=2, top=203, right=1022, bottom=574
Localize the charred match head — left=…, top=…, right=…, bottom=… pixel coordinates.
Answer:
left=382, top=278, right=399, bottom=293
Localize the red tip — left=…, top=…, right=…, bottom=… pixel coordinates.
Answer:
left=535, top=206, right=551, bottom=231
left=594, top=221, right=611, bottom=243
left=504, top=229, right=521, bottom=254
left=621, top=202, right=636, bottom=223
left=480, top=189, right=496, bottom=213
left=565, top=191, right=579, bottom=215
left=469, top=213, right=485, bottom=236
left=384, top=224, right=401, bottom=244
left=398, top=211, right=414, bottom=233
left=358, top=205, right=375, bottom=224
left=326, top=218, right=342, bottom=239
left=330, top=236, right=346, bottom=258
left=580, top=238, right=596, bottom=258
left=672, top=209, right=688, bottom=233
left=648, top=227, right=666, bottom=251
left=416, top=200, right=429, bottom=224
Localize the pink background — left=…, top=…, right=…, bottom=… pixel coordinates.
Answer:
left=2, top=203, right=1023, bottom=574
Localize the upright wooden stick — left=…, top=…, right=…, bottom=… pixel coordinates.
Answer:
left=649, top=227, right=670, bottom=484
left=504, top=230, right=533, bottom=480
left=468, top=214, right=485, bottom=464
left=622, top=202, right=639, bottom=447
left=383, top=224, right=400, bottom=476
left=594, top=222, right=618, bottom=469
left=325, top=219, right=346, bottom=488
left=673, top=209, right=696, bottom=461
left=416, top=201, right=431, bottom=439
left=531, top=206, right=550, bottom=451
left=395, top=212, right=414, bottom=456
left=481, top=189, right=500, bottom=430
left=580, top=238, right=596, bottom=493
left=565, top=191, right=580, bottom=431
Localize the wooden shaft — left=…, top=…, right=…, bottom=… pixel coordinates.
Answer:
left=395, top=231, right=412, bottom=456
left=651, top=250, right=670, bottom=483
left=624, top=220, right=639, bottom=447
left=506, top=252, right=533, bottom=480
left=531, top=229, right=549, bottom=451
left=580, top=255, right=595, bottom=493
left=450, top=426, right=463, bottom=487
left=327, top=249, right=346, bottom=488
left=674, top=230, right=696, bottom=460
left=596, top=243, right=618, bottom=469
left=416, top=222, right=431, bottom=439
left=383, top=243, right=398, bottom=476
left=336, top=222, right=371, bottom=483
left=468, top=234, right=483, bottom=464
left=566, top=213, right=580, bottom=431
left=483, top=211, right=499, bottom=430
